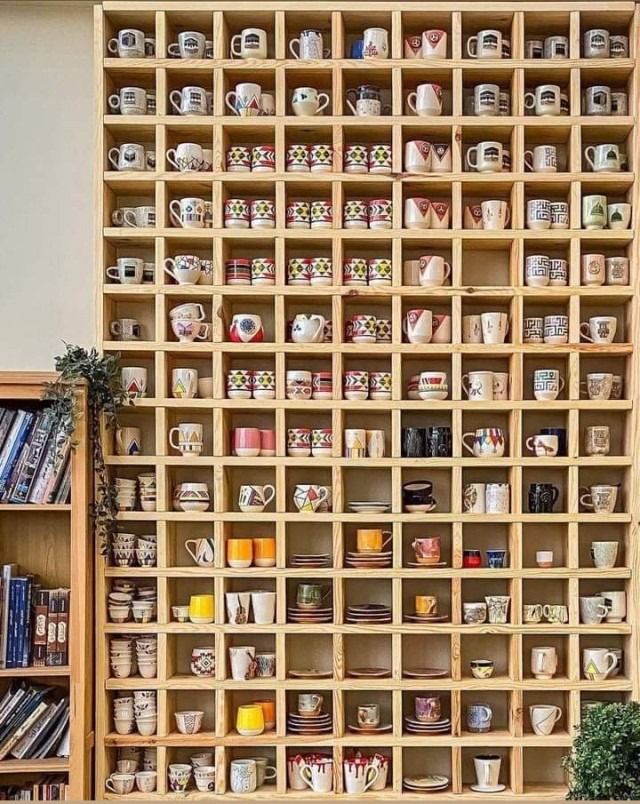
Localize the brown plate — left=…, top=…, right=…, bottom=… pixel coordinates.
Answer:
left=406, top=561, right=448, bottom=568
left=403, top=667, right=449, bottom=679
left=288, top=669, right=333, bottom=679
left=347, top=667, right=392, bottom=678
left=404, top=613, right=449, bottom=623
left=347, top=722, right=393, bottom=734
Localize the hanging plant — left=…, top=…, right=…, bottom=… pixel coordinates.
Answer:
left=44, top=344, right=129, bottom=554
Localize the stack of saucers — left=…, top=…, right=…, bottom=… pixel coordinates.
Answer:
left=287, top=711, right=332, bottom=736
left=135, top=635, right=157, bottom=679
left=345, top=604, right=392, bottom=623
left=115, top=478, right=137, bottom=511
left=345, top=550, right=392, bottom=569
left=288, top=605, right=333, bottom=623
left=290, top=553, right=331, bottom=568
left=403, top=775, right=450, bottom=793
left=403, top=715, right=451, bottom=735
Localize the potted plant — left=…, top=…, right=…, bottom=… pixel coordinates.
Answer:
left=563, top=701, right=640, bottom=799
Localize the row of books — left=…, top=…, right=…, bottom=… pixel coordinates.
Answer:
left=0, top=777, right=68, bottom=800
left=0, top=682, right=69, bottom=762
left=0, top=567, right=69, bottom=669
left=0, top=407, right=71, bottom=505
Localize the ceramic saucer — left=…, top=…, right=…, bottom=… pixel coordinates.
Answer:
left=347, top=722, right=393, bottom=734
left=470, top=784, right=506, bottom=793
left=403, top=775, right=450, bottom=790
left=348, top=502, right=391, bottom=513
left=405, top=613, right=449, bottom=622
left=404, top=717, right=451, bottom=727
left=347, top=667, right=391, bottom=678
left=407, top=561, right=447, bottom=568
left=288, top=669, right=333, bottom=679
left=403, top=667, right=449, bottom=678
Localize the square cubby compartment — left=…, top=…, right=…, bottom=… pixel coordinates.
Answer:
left=285, top=466, right=333, bottom=513
left=461, top=410, right=512, bottom=458
left=579, top=634, right=627, bottom=681
left=164, top=239, right=215, bottom=285
left=402, top=633, right=452, bottom=678
left=224, top=688, right=277, bottom=737
left=523, top=9, right=570, bottom=55
left=284, top=9, right=333, bottom=57
left=581, top=130, right=631, bottom=174
left=166, top=352, right=214, bottom=396
left=111, top=462, right=157, bottom=515
left=403, top=747, right=451, bottom=792
left=223, top=577, right=277, bottom=626
left=579, top=691, right=628, bottom=724
left=286, top=522, right=333, bottom=567
left=523, top=354, right=570, bottom=403
left=578, top=466, right=626, bottom=515
left=402, top=355, right=452, bottom=403
left=105, top=69, right=156, bottom=115
left=580, top=240, right=631, bottom=287
left=462, top=129, right=514, bottom=173
left=284, top=242, right=334, bottom=289
left=341, top=181, right=394, bottom=229
left=285, top=67, right=333, bottom=115
left=224, top=632, right=277, bottom=681
left=401, top=68, right=452, bottom=116
left=220, top=9, right=275, bottom=58
left=106, top=575, right=157, bottom=622
left=523, top=579, right=569, bottom=623
left=342, top=123, right=393, bottom=172
left=400, top=9, right=451, bottom=56
left=578, top=522, right=626, bottom=569
left=522, top=635, right=568, bottom=682
left=523, top=126, right=571, bottom=174
left=166, top=71, right=213, bottom=116
left=522, top=467, right=567, bottom=514
left=221, top=180, right=275, bottom=229
left=402, top=577, right=451, bottom=624
left=523, top=68, right=572, bottom=116
left=522, top=522, right=568, bottom=569
left=579, top=410, right=629, bottom=459
left=461, top=239, right=514, bottom=287
left=222, top=236, right=276, bottom=285
left=579, top=353, right=628, bottom=400
left=462, top=180, right=515, bottom=230
left=286, top=633, right=333, bottom=679
left=285, top=354, right=334, bottom=402
left=400, top=122, right=454, bottom=172
left=166, top=466, right=213, bottom=513
left=167, top=577, right=214, bottom=621
left=286, top=577, right=334, bottom=622
left=402, top=467, right=451, bottom=515
left=343, top=297, right=393, bottom=341
left=286, top=297, right=333, bottom=343
left=461, top=10, right=514, bottom=56
left=342, top=68, right=392, bottom=117
left=164, top=123, right=214, bottom=172
left=579, top=578, right=627, bottom=625
left=579, top=298, right=629, bottom=345
left=109, top=410, right=155, bottom=458
left=340, top=9, right=393, bottom=57
left=225, top=746, right=277, bottom=792
left=164, top=10, right=214, bottom=54
left=403, top=522, right=452, bottom=568
left=521, top=410, right=569, bottom=459
left=461, top=298, right=513, bottom=346
left=461, top=690, right=511, bottom=737
left=286, top=409, right=333, bottom=457
left=402, top=690, right=450, bottom=735
left=461, top=746, right=511, bottom=793
left=285, top=688, right=333, bottom=735
left=402, top=238, right=453, bottom=287
left=345, top=689, right=393, bottom=733
left=222, top=466, right=277, bottom=514
left=223, top=410, right=276, bottom=456
left=461, top=578, right=515, bottom=624
left=400, top=410, right=452, bottom=458
left=284, top=123, right=335, bottom=173
left=168, top=521, right=216, bottom=569
left=342, top=466, right=391, bottom=512
left=402, top=181, right=451, bottom=229
left=222, top=523, right=276, bottom=572
left=103, top=8, right=156, bottom=50
left=343, top=577, right=392, bottom=621
left=461, top=355, right=513, bottom=403
left=107, top=185, right=156, bottom=228
left=166, top=295, right=214, bottom=343
left=222, top=67, right=275, bottom=117
left=104, top=125, right=156, bottom=172
left=102, top=237, right=154, bottom=279
left=522, top=239, right=570, bottom=289
left=166, top=410, right=213, bottom=457
left=220, top=296, right=274, bottom=343
left=166, top=634, right=219, bottom=681
left=285, top=180, right=334, bottom=229
left=401, top=296, right=452, bottom=346
left=342, top=411, right=391, bottom=458
left=462, top=523, right=512, bottom=568
left=523, top=296, right=570, bottom=347
left=523, top=748, right=566, bottom=795
left=460, top=633, right=513, bottom=681
left=344, top=634, right=392, bottom=678
left=523, top=690, right=569, bottom=737
left=461, top=69, right=515, bottom=116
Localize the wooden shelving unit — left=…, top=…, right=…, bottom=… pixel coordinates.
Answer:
left=0, top=374, right=92, bottom=799
left=96, top=2, right=639, bottom=798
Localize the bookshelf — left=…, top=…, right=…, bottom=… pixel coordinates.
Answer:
left=96, top=1, right=639, bottom=798
left=0, top=373, right=92, bottom=799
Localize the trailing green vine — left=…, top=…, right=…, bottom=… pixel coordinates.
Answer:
left=44, top=345, right=129, bottom=554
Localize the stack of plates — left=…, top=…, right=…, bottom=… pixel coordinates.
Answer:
left=345, top=550, right=392, bottom=569
left=287, top=712, right=332, bottom=735
left=404, top=716, right=451, bottom=735
left=290, top=553, right=331, bottom=568
left=403, top=775, right=450, bottom=793
left=345, top=604, right=391, bottom=623
left=405, top=611, right=449, bottom=623
left=288, top=606, right=333, bottom=623
left=407, top=560, right=447, bottom=568
left=347, top=721, right=393, bottom=734
left=348, top=501, right=391, bottom=514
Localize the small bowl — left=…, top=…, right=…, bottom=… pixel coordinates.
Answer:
left=470, top=659, right=495, bottom=679
left=175, top=710, right=204, bottom=735
left=172, top=605, right=190, bottom=622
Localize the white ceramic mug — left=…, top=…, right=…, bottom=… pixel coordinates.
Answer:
left=291, top=86, right=330, bottom=116
left=225, top=82, right=262, bottom=116
left=407, top=83, right=442, bottom=116
left=481, top=200, right=510, bottom=229
left=169, top=197, right=205, bottom=228
left=168, top=31, right=206, bottom=58
left=467, top=141, right=503, bottom=172
left=230, top=28, right=268, bottom=59
left=169, top=86, right=208, bottom=116
left=166, top=143, right=204, bottom=171
left=362, top=27, right=389, bottom=59
left=467, top=29, right=502, bottom=59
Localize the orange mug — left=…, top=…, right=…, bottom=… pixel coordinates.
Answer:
left=226, top=538, right=253, bottom=568
left=252, top=698, right=276, bottom=731
left=252, top=537, right=276, bottom=568
left=356, top=528, right=392, bottom=553
left=415, top=594, right=438, bottom=616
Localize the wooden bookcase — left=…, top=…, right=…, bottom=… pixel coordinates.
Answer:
left=0, top=373, right=92, bottom=799
left=96, top=2, right=640, bottom=798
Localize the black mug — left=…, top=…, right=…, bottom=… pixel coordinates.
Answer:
left=540, top=427, right=567, bottom=456
left=402, top=480, right=435, bottom=512
left=426, top=426, right=452, bottom=457
left=402, top=427, right=426, bottom=458
left=528, top=483, right=559, bottom=513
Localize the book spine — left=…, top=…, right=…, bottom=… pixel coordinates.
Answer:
left=13, top=581, right=26, bottom=669
left=0, top=411, right=16, bottom=467
left=45, top=592, right=58, bottom=666
left=29, top=428, right=68, bottom=505
left=21, top=580, right=33, bottom=668
left=0, top=565, right=16, bottom=670
left=5, top=582, right=17, bottom=670
left=54, top=590, right=68, bottom=666
left=0, top=702, right=48, bottom=760
left=9, top=413, right=53, bottom=504
left=32, top=591, right=49, bottom=667
left=0, top=413, right=35, bottom=499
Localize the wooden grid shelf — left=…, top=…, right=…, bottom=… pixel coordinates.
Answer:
left=96, top=1, right=639, bottom=798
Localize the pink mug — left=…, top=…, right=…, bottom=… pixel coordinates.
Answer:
left=260, top=429, right=276, bottom=457
left=233, top=427, right=261, bottom=457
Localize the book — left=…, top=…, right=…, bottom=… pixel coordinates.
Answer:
left=9, top=411, right=54, bottom=504
left=54, top=590, right=68, bottom=666
left=0, top=410, right=16, bottom=456
left=0, top=564, right=16, bottom=669
left=0, top=412, right=35, bottom=499
left=32, top=590, right=49, bottom=667
left=45, top=592, right=59, bottom=667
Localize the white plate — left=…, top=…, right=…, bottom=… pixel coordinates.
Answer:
left=470, top=784, right=506, bottom=794
left=403, top=775, right=450, bottom=789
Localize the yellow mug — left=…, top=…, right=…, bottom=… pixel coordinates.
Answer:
left=415, top=594, right=438, bottom=616
left=226, top=538, right=253, bottom=568
left=252, top=537, right=276, bottom=568
left=189, top=594, right=215, bottom=624
left=356, top=528, right=392, bottom=553
left=236, top=704, right=265, bottom=736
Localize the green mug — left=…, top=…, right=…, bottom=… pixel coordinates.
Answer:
left=296, top=583, right=329, bottom=609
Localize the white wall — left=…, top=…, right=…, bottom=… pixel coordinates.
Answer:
left=0, top=4, right=95, bottom=370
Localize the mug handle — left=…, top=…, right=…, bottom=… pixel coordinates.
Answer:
left=467, top=146, right=478, bottom=169
left=108, top=94, right=121, bottom=111
left=345, top=89, right=358, bottom=115
left=466, top=36, right=478, bottom=57
left=109, top=321, right=122, bottom=337
left=551, top=486, right=559, bottom=505
left=166, top=148, right=179, bottom=169
left=558, top=377, right=566, bottom=392
left=461, top=374, right=470, bottom=396
left=504, top=206, right=511, bottom=226
left=167, top=42, right=181, bottom=57
left=163, top=258, right=178, bottom=280
left=230, top=35, right=243, bottom=58
left=289, top=39, right=301, bottom=59
left=225, top=91, right=239, bottom=115
left=580, top=322, right=594, bottom=342
left=107, top=38, right=119, bottom=54
left=525, top=436, right=536, bottom=452
left=106, top=267, right=121, bottom=280
left=542, top=604, right=551, bottom=619
left=107, top=147, right=121, bottom=169
left=316, top=93, right=330, bottom=114
left=596, top=602, right=609, bottom=618
left=309, top=315, right=325, bottom=341
left=550, top=705, right=562, bottom=723
left=263, top=765, right=277, bottom=781
left=316, top=487, right=329, bottom=505
left=169, top=199, right=183, bottom=227
left=299, top=764, right=314, bottom=790
left=123, top=210, right=137, bottom=227
left=442, top=261, right=452, bottom=281
left=262, top=485, right=276, bottom=507
left=603, top=651, right=618, bottom=677
left=364, top=765, right=379, bottom=792
left=584, top=146, right=596, bottom=170
left=523, top=150, right=534, bottom=171
left=381, top=532, right=393, bottom=549
left=407, top=91, right=418, bottom=113
left=105, top=779, right=117, bottom=793
left=195, top=323, right=211, bottom=341
left=169, top=90, right=183, bottom=114
left=184, top=539, right=199, bottom=564
left=461, top=432, right=475, bottom=454
left=580, top=492, right=594, bottom=509
left=168, top=427, right=181, bottom=450
left=479, top=705, right=493, bottom=721
left=523, top=92, right=536, bottom=110
left=115, top=429, right=125, bottom=451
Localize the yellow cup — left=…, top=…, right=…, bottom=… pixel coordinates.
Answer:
left=236, top=704, right=265, bottom=736
left=356, top=528, right=392, bottom=553
left=189, top=594, right=215, bottom=624
left=226, top=538, right=253, bottom=568
left=415, top=594, right=438, bottom=616
left=252, top=537, right=276, bottom=568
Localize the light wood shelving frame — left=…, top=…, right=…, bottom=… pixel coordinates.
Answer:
left=96, top=2, right=640, bottom=798
left=0, top=374, right=92, bottom=799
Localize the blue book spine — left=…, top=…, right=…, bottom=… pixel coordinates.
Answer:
left=5, top=581, right=16, bottom=669
left=18, top=579, right=31, bottom=668
left=0, top=413, right=35, bottom=498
